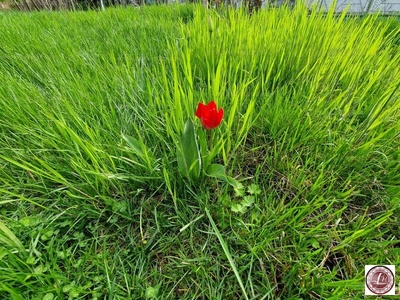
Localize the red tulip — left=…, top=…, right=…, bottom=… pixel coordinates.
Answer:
left=195, top=101, right=224, bottom=130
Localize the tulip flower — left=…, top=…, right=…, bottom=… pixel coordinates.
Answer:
left=195, top=101, right=224, bottom=130
left=176, top=100, right=231, bottom=182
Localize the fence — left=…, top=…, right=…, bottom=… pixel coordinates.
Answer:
left=305, top=0, right=400, bottom=14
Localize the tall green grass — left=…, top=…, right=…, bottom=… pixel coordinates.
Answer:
left=0, top=4, right=399, bottom=299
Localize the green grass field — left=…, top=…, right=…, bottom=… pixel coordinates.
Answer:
left=0, top=4, right=399, bottom=299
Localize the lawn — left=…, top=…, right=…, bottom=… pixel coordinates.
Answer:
left=0, top=4, right=399, bottom=299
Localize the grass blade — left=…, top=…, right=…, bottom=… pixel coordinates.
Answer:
left=205, top=208, right=249, bottom=300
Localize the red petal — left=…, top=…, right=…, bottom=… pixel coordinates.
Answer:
left=195, top=102, right=207, bottom=118
left=195, top=101, right=223, bottom=129
left=206, top=101, right=217, bottom=111
left=216, top=108, right=224, bottom=124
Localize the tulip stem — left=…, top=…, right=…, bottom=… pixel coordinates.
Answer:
left=209, top=130, right=213, bottom=151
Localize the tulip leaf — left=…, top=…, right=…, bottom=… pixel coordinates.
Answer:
left=206, top=164, right=242, bottom=189
left=177, top=119, right=201, bottom=181
left=205, top=164, right=226, bottom=180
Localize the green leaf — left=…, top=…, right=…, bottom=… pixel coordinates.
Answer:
left=231, top=203, right=247, bottom=214
left=111, top=200, right=127, bottom=213
left=122, top=134, right=145, bottom=157
left=19, top=216, right=41, bottom=227
left=145, top=285, right=160, bottom=299
left=63, top=282, right=75, bottom=293
left=43, top=294, right=54, bottom=300
left=177, top=119, right=201, bottom=181
left=311, top=239, right=320, bottom=249
left=122, top=133, right=156, bottom=171
left=26, top=256, right=36, bottom=265
left=205, top=164, right=226, bottom=181
left=206, top=164, right=242, bottom=190
left=34, top=264, right=47, bottom=275
left=247, top=184, right=261, bottom=195
left=234, top=183, right=245, bottom=197
left=0, top=221, right=25, bottom=253
left=242, top=196, right=255, bottom=207
left=40, top=228, right=54, bottom=241
left=251, top=211, right=261, bottom=223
